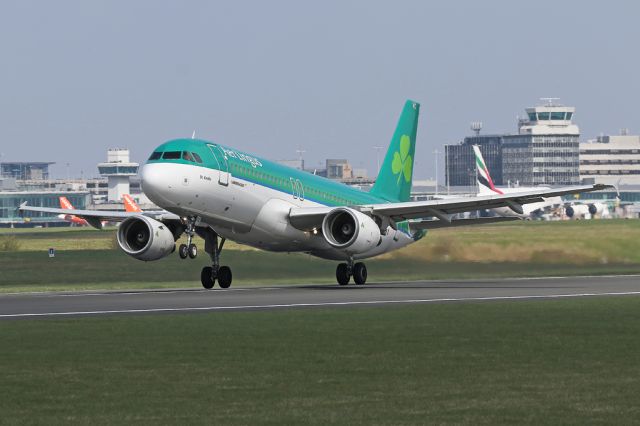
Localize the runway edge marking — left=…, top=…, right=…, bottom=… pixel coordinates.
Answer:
left=2, top=291, right=640, bottom=318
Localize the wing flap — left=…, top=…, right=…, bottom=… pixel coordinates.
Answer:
left=409, top=216, right=519, bottom=230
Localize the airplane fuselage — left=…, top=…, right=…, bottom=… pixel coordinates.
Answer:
left=142, top=139, right=423, bottom=261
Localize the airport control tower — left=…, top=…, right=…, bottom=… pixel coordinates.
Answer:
left=97, top=149, right=139, bottom=202
left=502, top=98, right=580, bottom=186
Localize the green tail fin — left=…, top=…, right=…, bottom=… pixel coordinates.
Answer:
left=370, top=100, right=420, bottom=202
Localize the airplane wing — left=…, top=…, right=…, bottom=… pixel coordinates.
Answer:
left=18, top=202, right=180, bottom=229
left=289, top=183, right=612, bottom=230
left=409, top=216, right=519, bottom=230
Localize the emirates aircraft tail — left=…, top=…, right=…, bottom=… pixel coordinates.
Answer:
left=472, top=145, right=503, bottom=195
left=122, top=194, right=142, bottom=213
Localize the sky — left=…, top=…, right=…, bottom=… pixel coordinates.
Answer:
left=1, top=1, right=639, bottom=180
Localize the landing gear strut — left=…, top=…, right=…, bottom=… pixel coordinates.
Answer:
left=336, top=258, right=367, bottom=285
left=179, top=216, right=198, bottom=259
left=200, top=228, right=232, bottom=289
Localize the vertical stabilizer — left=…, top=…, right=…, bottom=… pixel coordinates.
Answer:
left=370, top=100, right=420, bottom=202
left=473, top=145, right=503, bottom=195
left=59, top=197, right=74, bottom=209
left=122, top=194, right=142, bottom=213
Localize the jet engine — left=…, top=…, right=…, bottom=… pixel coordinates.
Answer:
left=565, top=204, right=590, bottom=219
left=117, top=216, right=176, bottom=261
left=588, top=202, right=605, bottom=216
left=321, top=207, right=381, bottom=254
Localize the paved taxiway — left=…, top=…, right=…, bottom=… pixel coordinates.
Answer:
left=1, top=275, right=640, bottom=319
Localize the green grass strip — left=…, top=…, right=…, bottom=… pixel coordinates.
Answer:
left=1, top=296, right=640, bottom=424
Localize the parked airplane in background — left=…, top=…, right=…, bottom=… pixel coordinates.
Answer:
left=58, top=197, right=89, bottom=226
left=22, top=101, right=609, bottom=289
left=565, top=202, right=610, bottom=219
left=473, top=145, right=563, bottom=219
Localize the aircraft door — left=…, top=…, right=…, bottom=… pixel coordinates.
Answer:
left=207, top=144, right=229, bottom=186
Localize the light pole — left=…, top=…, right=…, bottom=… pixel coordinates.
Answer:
left=373, top=146, right=383, bottom=177
left=434, top=149, right=440, bottom=195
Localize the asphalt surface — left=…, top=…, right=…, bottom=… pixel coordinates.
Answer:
left=1, top=275, right=640, bottom=319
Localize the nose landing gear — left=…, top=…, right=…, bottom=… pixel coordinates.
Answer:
left=200, top=228, right=232, bottom=289
left=336, top=258, right=367, bottom=285
left=179, top=216, right=199, bottom=259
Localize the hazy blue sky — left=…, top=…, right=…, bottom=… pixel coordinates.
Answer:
left=1, top=1, right=639, bottom=180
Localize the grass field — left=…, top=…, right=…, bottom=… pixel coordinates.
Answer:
left=1, top=296, right=640, bottom=424
left=1, top=220, right=639, bottom=292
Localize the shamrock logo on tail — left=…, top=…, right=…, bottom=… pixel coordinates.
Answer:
left=391, top=135, right=412, bottom=184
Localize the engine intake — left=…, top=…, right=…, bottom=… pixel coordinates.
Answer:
left=321, top=207, right=380, bottom=254
left=117, top=216, right=175, bottom=261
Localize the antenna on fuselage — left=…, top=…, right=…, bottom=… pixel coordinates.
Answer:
left=191, top=130, right=196, bottom=139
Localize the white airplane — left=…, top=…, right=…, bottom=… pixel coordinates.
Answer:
left=20, top=101, right=610, bottom=288
left=565, top=201, right=609, bottom=219
left=472, top=145, right=564, bottom=219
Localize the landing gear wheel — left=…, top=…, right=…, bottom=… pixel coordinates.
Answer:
left=188, top=243, right=198, bottom=259
left=178, top=244, right=188, bottom=259
left=217, top=266, right=232, bottom=288
left=336, top=263, right=350, bottom=285
left=353, top=262, right=367, bottom=285
left=201, top=266, right=215, bottom=289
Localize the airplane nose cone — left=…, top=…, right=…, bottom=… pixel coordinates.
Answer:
left=141, top=163, right=171, bottom=205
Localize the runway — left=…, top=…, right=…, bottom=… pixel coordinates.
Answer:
left=1, top=275, right=640, bottom=319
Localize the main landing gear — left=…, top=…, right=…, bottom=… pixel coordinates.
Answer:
left=336, top=258, right=367, bottom=286
left=200, top=228, right=232, bottom=289
left=178, top=216, right=198, bottom=259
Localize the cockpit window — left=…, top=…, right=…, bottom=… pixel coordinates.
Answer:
left=148, top=151, right=162, bottom=160
left=182, top=151, right=194, bottom=162
left=192, top=152, right=203, bottom=163
left=162, top=151, right=181, bottom=160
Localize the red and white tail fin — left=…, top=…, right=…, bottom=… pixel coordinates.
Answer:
left=472, top=145, right=503, bottom=195
left=59, top=196, right=74, bottom=210
left=122, top=194, right=142, bottom=213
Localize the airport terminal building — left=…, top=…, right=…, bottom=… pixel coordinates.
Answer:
left=446, top=100, right=580, bottom=188
left=579, top=132, right=640, bottom=185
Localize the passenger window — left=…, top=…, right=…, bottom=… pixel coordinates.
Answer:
left=148, top=152, right=162, bottom=160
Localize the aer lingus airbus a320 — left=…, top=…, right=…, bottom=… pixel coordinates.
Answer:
left=20, top=101, right=610, bottom=288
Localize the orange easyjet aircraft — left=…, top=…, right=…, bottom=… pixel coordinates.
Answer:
left=58, top=197, right=89, bottom=226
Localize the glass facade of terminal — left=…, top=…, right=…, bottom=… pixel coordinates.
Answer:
left=445, top=136, right=503, bottom=187
left=502, top=135, right=580, bottom=186
left=0, top=192, right=91, bottom=226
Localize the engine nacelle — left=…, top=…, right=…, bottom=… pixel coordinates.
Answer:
left=321, top=207, right=381, bottom=254
left=117, top=216, right=175, bottom=261
left=565, top=204, right=590, bottom=219
left=588, top=202, right=605, bottom=216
